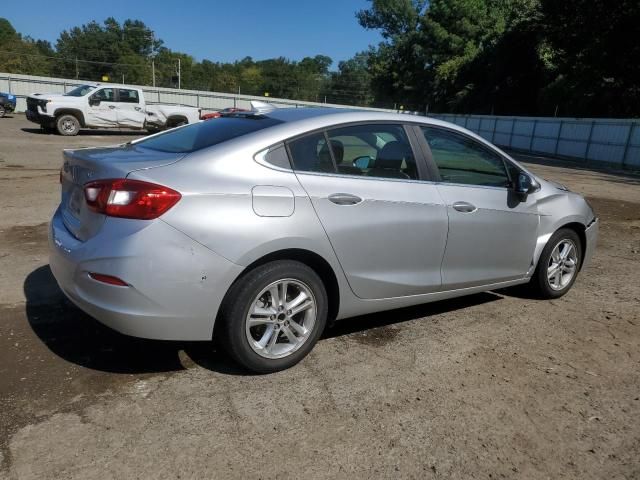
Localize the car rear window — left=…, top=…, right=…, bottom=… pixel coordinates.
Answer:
left=136, top=116, right=284, bottom=153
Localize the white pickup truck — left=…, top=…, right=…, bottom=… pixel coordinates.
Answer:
left=26, top=84, right=201, bottom=136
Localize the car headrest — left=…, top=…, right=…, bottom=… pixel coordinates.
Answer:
left=376, top=141, right=412, bottom=170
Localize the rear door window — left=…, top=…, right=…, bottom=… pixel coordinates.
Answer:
left=327, top=124, right=418, bottom=179
left=117, top=89, right=140, bottom=104
left=287, top=133, right=333, bottom=173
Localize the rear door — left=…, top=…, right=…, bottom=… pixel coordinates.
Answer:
left=115, top=88, right=146, bottom=128
left=86, top=88, right=118, bottom=127
left=417, top=126, right=539, bottom=289
left=288, top=123, right=448, bottom=299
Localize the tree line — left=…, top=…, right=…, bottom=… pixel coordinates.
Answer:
left=0, top=0, right=637, bottom=117
left=0, top=17, right=371, bottom=107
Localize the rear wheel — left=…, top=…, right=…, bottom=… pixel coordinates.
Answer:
left=530, top=228, right=582, bottom=298
left=56, top=114, right=80, bottom=136
left=219, top=260, right=328, bottom=373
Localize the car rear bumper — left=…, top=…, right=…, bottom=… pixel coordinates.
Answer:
left=582, top=217, right=599, bottom=269
left=49, top=207, right=243, bottom=341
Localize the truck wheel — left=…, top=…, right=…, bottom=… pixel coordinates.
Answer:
left=167, top=117, right=188, bottom=129
left=0, top=106, right=5, bottom=118
left=56, top=114, right=80, bottom=136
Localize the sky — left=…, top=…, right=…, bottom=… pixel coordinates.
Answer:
left=3, top=0, right=383, bottom=67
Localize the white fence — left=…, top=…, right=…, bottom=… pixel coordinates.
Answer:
left=430, top=114, right=640, bottom=168
left=2, top=72, right=638, bottom=168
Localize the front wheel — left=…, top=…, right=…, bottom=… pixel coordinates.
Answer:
left=56, top=114, right=80, bottom=136
left=219, top=260, right=328, bottom=373
left=530, top=228, right=582, bottom=299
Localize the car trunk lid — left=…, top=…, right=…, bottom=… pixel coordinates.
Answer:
left=60, top=145, right=186, bottom=241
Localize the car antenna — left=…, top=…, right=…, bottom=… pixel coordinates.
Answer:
left=250, top=100, right=276, bottom=114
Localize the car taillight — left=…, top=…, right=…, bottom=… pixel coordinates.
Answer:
left=84, top=179, right=181, bottom=220
left=88, top=272, right=129, bottom=286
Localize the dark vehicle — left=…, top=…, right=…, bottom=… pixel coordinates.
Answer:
left=0, top=92, right=16, bottom=117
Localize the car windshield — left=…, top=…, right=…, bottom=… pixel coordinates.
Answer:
left=134, top=115, right=284, bottom=153
left=64, top=85, right=96, bottom=97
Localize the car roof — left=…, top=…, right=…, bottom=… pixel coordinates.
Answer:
left=262, top=106, right=457, bottom=131
left=216, top=106, right=516, bottom=163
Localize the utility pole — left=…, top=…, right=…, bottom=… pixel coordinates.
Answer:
left=178, top=58, right=181, bottom=89
left=75, top=56, right=79, bottom=79
left=151, top=31, right=156, bottom=88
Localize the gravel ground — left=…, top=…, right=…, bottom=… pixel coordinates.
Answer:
left=1, top=114, right=639, bottom=479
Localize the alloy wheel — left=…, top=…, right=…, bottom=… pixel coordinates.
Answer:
left=547, top=239, right=578, bottom=291
left=245, top=278, right=317, bottom=359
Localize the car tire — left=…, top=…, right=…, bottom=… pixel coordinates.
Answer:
left=530, top=228, right=582, bottom=299
left=56, top=114, right=80, bottom=136
left=219, top=260, right=328, bottom=373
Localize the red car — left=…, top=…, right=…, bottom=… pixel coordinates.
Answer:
left=201, top=107, right=248, bottom=120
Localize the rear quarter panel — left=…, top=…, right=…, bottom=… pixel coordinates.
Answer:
left=127, top=142, right=356, bottom=313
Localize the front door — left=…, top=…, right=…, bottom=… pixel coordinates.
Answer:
left=288, top=123, right=448, bottom=299
left=86, top=88, right=118, bottom=127
left=419, top=126, right=539, bottom=289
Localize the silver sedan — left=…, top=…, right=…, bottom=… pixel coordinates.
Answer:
left=49, top=106, right=598, bottom=373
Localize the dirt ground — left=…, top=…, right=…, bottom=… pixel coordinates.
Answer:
left=0, top=114, right=639, bottom=479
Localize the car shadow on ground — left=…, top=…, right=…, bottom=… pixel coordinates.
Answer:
left=24, top=265, right=503, bottom=376
left=20, top=127, right=144, bottom=136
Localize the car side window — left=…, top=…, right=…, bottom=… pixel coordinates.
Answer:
left=421, top=127, right=510, bottom=187
left=117, top=89, right=140, bottom=104
left=327, top=124, right=418, bottom=179
left=263, top=143, right=291, bottom=169
left=287, top=132, right=334, bottom=173
left=90, top=88, right=114, bottom=102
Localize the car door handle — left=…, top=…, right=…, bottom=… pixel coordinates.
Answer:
left=452, top=201, right=477, bottom=213
left=108, top=105, right=116, bottom=109
left=134, top=106, right=142, bottom=111
left=328, top=193, right=363, bottom=205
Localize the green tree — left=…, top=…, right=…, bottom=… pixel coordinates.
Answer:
left=0, top=18, right=52, bottom=76
left=324, top=52, right=374, bottom=106
left=539, top=0, right=640, bottom=117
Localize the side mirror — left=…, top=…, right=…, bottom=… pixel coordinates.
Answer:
left=514, top=172, right=540, bottom=200
left=353, top=155, right=374, bottom=169
left=89, top=97, right=100, bottom=106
